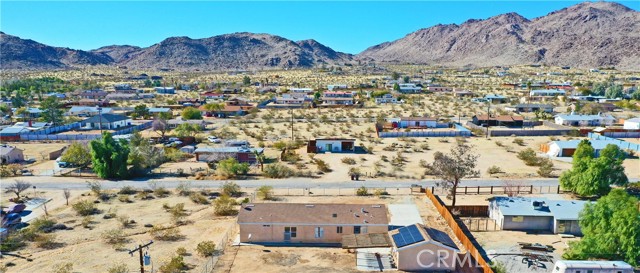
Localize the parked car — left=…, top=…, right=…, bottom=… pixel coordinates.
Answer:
left=169, top=137, right=180, bottom=142
left=164, top=141, right=183, bottom=147
left=21, top=169, right=33, bottom=176
left=207, top=136, right=221, bottom=143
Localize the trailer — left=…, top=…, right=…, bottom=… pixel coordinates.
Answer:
left=552, top=260, right=634, bottom=273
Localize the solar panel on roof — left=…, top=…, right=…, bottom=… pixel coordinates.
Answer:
left=392, top=225, right=425, bottom=248
left=425, top=228, right=458, bottom=249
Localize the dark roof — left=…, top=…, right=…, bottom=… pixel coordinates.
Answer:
left=238, top=203, right=388, bottom=225
left=390, top=224, right=459, bottom=250
left=82, top=114, right=130, bottom=123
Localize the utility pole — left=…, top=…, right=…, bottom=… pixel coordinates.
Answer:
left=486, top=102, right=490, bottom=138
left=290, top=108, right=294, bottom=142
left=128, top=241, right=153, bottom=273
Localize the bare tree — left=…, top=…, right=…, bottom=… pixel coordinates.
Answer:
left=431, top=143, right=479, bottom=207
left=5, top=179, right=32, bottom=200
left=503, top=180, right=525, bottom=197
left=63, top=188, right=71, bottom=206
left=152, top=118, right=168, bottom=140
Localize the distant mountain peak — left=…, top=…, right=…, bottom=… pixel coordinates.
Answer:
left=359, top=1, right=639, bottom=70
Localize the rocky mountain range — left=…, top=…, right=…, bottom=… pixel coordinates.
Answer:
left=1, top=1, right=638, bottom=71
left=359, top=1, right=640, bottom=70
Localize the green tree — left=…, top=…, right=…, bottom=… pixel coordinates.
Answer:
left=430, top=144, right=480, bottom=206
left=631, top=91, right=640, bottom=100
left=132, top=104, right=149, bottom=119
left=216, top=158, right=249, bottom=179
left=391, top=72, right=400, bottom=80
left=180, top=107, right=202, bottom=120
left=60, top=142, right=92, bottom=167
left=242, top=76, right=251, bottom=86
left=128, top=132, right=165, bottom=176
left=39, top=96, right=64, bottom=125
left=174, top=123, right=202, bottom=137
left=403, top=76, right=410, bottom=83
left=90, top=132, right=130, bottom=179
left=393, top=83, right=400, bottom=91
left=563, top=189, right=640, bottom=266
left=560, top=141, right=628, bottom=196
left=604, top=84, right=623, bottom=99
left=144, top=79, right=152, bottom=87
left=591, top=82, right=608, bottom=96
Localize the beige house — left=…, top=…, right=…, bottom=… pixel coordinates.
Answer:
left=238, top=203, right=389, bottom=244
left=0, top=145, right=24, bottom=164
left=390, top=224, right=460, bottom=272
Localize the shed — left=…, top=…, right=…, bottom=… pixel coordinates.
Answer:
left=307, top=138, right=355, bottom=153
left=0, top=145, right=24, bottom=164
left=489, top=197, right=587, bottom=235
left=390, top=224, right=460, bottom=272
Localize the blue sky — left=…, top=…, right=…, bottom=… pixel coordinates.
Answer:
left=1, top=1, right=638, bottom=54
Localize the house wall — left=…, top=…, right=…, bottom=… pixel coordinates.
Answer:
left=239, top=223, right=387, bottom=244
left=398, top=120, right=437, bottom=128
left=87, top=119, right=131, bottom=129
left=624, top=121, right=640, bottom=130
left=554, top=220, right=581, bottom=235
left=1, top=149, right=24, bottom=163
left=502, top=215, right=553, bottom=231
left=315, top=140, right=350, bottom=152
left=395, top=243, right=458, bottom=272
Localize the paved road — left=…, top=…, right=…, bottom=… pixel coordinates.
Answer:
left=3, top=176, right=565, bottom=191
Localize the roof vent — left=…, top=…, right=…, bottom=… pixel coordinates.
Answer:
left=372, top=205, right=381, bottom=208
left=246, top=204, right=254, bottom=207
left=305, top=205, right=314, bottom=208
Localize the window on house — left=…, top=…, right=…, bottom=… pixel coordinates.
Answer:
left=314, top=227, right=324, bottom=238
left=284, top=227, right=297, bottom=238
left=362, top=227, right=368, bottom=234
left=354, top=226, right=361, bottom=234
left=336, top=226, right=343, bottom=234
left=263, top=225, right=270, bottom=227
left=332, top=213, right=337, bottom=218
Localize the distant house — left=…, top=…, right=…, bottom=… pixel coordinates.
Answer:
left=237, top=203, right=389, bottom=244
left=307, top=138, right=355, bottom=153
left=155, top=87, right=175, bottom=94
left=390, top=224, right=460, bottom=272
left=24, top=108, right=43, bottom=118
left=105, top=93, right=139, bottom=101
left=396, top=83, right=422, bottom=93
left=80, top=114, right=132, bottom=130
left=426, top=86, right=453, bottom=92
left=542, top=139, right=639, bottom=157
left=75, top=90, right=107, bottom=100
left=321, top=91, right=354, bottom=106
left=274, top=93, right=309, bottom=105
left=0, top=145, right=24, bottom=164
left=547, top=83, right=573, bottom=90
left=388, top=117, right=437, bottom=128
left=484, top=94, right=507, bottom=103
left=78, top=98, right=111, bottom=106
left=224, top=139, right=250, bottom=147
left=216, top=98, right=255, bottom=117
left=569, top=102, right=617, bottom=113
left=472, top=114, right=524, bottom=127
left=327, top=84, right=347, bottom=91
left=453, top=90, right=474, bottom=97
left=148, top=108, right=171, bottom=116
left=194, top=146, right=263, bottom=163
left=623, top=118, right=640, bottom=130
left=375, top=93, right=398, bottom=104
left=201, top=92, right=225, bottom=100
left=505, top=104, right=554, bottom=113
left=68, top=106, right=113, bottom=117
left=489, top=197, right=588, bottom=235
left=554, top=113, right=615, bottom=127
left=290, top=88, right=314, bottom=94
left=222, top=87, right=241, bottom=94
left=530, top=89, right=566, bottom=97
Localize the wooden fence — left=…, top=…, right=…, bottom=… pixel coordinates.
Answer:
left=431, top=185, right=565, bottom=196
left=447, top=205, right=489, bottom=217
left=425, top=189, right=494, bottom=273
left=457, top=218, right=498, bottom=232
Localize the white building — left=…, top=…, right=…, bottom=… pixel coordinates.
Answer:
left=623, top=118, right=640, bottom=130
left=289, top=88, right=314, bottom=94
left=375, top=94, right=398, bottom=104
left=396, top=83, right=422, bottom=93
left=327, top=84, right=347, bottom=91
left=530, top=89, right=566, bottom=97
left=68, top=106, right=114, bottom=117
left=80, top=114, right=132, bottom=130
left=387, top=117, right=437, bottom=128
left=554, top=113, right=615, bottom=127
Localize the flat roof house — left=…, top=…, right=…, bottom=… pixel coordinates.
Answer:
left=307, top=138, right=355, bottom=153
left=472, top=114, right=524, bottom=127
left=542, top=139, right=639, bottom=157
left=375, top=93, right=398, bottom=104
left=68, top=106, right=114, bottom=117
left=530, top=89, right=566, bottom=97
left=489, top=197, right=588, bottom=235
left=505, top=104, right=554, bottom=113
left=238, top=203, right=389, bottom=244
left=396, top=83, right=422, bottom=93
left=321, top=91, right=354, bottom=106
left=623, top=118, right=640, bottom=130
left=388, top=117, right=437, bottom=129
left=554, top=113, right=615, bottom=127
left=154, top=87, right=175, bottom=94
left=390, top=224, right=460, bottom=272
left=194, top=147, right=263, bottom=163
left=80, top=114, right=132, bottom=130
left=484, top=94, right=507, bottom=103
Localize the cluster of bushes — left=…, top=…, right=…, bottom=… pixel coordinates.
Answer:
left=517, top=148, right=554, bottom=177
